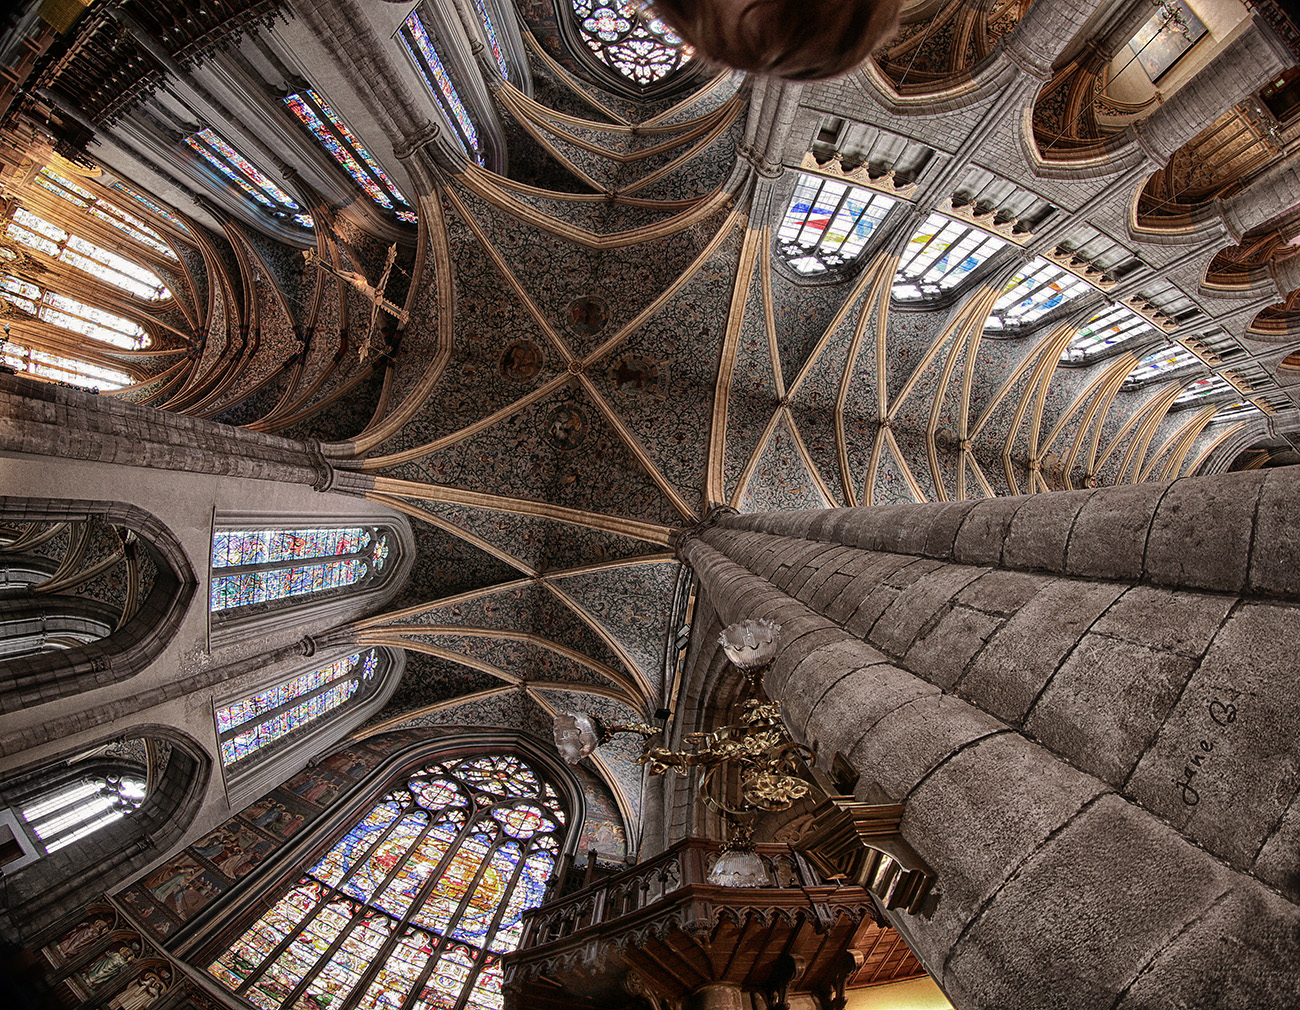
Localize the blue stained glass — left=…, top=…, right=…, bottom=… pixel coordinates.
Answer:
left=209, top=558, right=367, bottom=610
left=212, top=528, right=368, bottom=568
left=212, top=754, right=565, bottom=1010
left=402, top=13, right=481, bottom=159
left=108, top=180, right=190, bottom=232
left=472, top=0, right=509, bottom=78
left=186, top=129, right=313, bottom=229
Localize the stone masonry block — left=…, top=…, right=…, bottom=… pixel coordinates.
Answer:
left=1001, top=488, right=1093, bottom=573
left=956, top=568, right=1051, bottom=616
left=1252, top=785, right=1300, bottom=903
left=952, top=497, right=1024, bottom=566
left=941, top=794, right=1235, bottom=1010
left=1248, top=465, right=1300, bottom=597
left=903, top=604, right=1003, bottom=691
left=902, top=733, right=1105, bottom=956
left=780, top=637, right=891, bottom=730
left=1125, top=601, right=1300, bottom=872
left=824, top=553, right=917, bottom=625
left=869, top=564, right=989, bottom=659
left=957, top=578, right=1127, bottom=725
left=843, top=585, right=899, bottom=638
left=1024, top=632, right=1198, bottom=786
left=922, top=499, right=981, bottom=558
left=1088, top=584, right=1234, bottom=658
left=1064, top=480, right=1168, bottom=581
left=1145, top=470, right=1268, bottom=593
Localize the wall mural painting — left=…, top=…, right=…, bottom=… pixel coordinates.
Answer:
left=37, top=904, right=176, bottom=1010
left=565, top=294, right=609, bottom=337
left=576, top=768, right=627, bottom=863
left=500, top=340, right=546, bottom=382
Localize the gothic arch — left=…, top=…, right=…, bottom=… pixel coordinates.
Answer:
left=0, top=496, right=196, bottom=713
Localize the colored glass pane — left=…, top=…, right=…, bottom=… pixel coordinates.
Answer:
left=2, top=342, right=132, bottom=390
left=37, top=168, right=177, bottom=259
left=1210, top=400, right=1262, bottom=422
left=473, top=0, right=509, bottom=78
left=572, top=0, right=692, bottom=84
left=209, top=558, right=368, bottom=610
left=7, top=208, right=169, bottom=300
left=210, top=754, right=564, bottom=1010
left=186, top=129, right=312, bottom=229
left=778, top=173, right=895, bottom=274
left=1126, top=344, right=1197, bottom=384
left=1064, top=304, right=1155, bottom=362
left=1174, top=372, right=1236, bottom=406
left=309, top=90, right=411, bottom=208
left=285, top=93, right=394, bottom=209
left=107, top=180, right=190, bottom=233
left=402, top=13, right=481, bottom=160
left=893, top=213, right=1007, bottom=301
left=985, top=257, right=1092, bottom=330
left=212, top=528, right=369, bottom=567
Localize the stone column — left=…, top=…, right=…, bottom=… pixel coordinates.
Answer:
left=675, top=468, right=1300, bottom=1009
left=1218, top=155, right=1300, bottom=242
left=1002, top=0, right=1106, bottom=79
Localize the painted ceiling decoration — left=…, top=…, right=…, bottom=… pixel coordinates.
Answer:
left=4, top=0, right=1300, bottom=857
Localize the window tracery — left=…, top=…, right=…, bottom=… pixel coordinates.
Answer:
left=571, top=0, right=692, bottom=84
left=284, top=90, right=418, bottom=224
left=34, top=168, right=178, bottom=260
left=217, top=650, right=383, bottom=767
left=2, top=275, right=149, bottom=350
left=1208, top=400, right=1262, bottom=422
left=208, top=754, right=566, bottom=1010
left=984, top=257, right=1091, bottom=331
left=400, top=13, right=482, bottom=163
left=20, top=771, right=146, bottom=855
left=1173, top=373, right=1238, bottom=406
left=776, top=174, right=895, bottom=275
left=0, top=339, right=133, bottom=390
left=892, top=213, right=1007, bottom=301
left=185, top=128, right=314, bottom=229
left=106, top=180, right=190, bottom=234
left=209, top=526, right=393, bottom=613
left=5, top=208, right=171, bottom=301
left=1126, top=344, right=1198, bottom=384
left=1063, top=304, right=1155, bottom=362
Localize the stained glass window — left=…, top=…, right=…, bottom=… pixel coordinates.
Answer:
left=1063, top=304, right=1155, bottom=362
left=473, top=0, right=509, bottom=79
left=3, top=274, right=149, bottom=349
left=285, top=90, right=416, bottom=224
left=107, top=179, right=191, bottom=233
left=572, top=0, right=693, bottom=84
left=401, top=13, right=482, bottom=163
left=893, top=213, right=1007, bottom=301
left=1, top=340, right=133, bottom=390
left=777, top=174, right=895, bottom=275
left=209, top=526, right=393, bottom=613
left=1209, top=400, right=1262, bottom=422
left=210, top=754, right=566, bottom=1010
left=186, top=128, right=314, bottom=229
left=35, top=167, right=178, bottom=260
left=1173, top=372, right=1237, bottom=406
left=5, top=208, right=171, bottom=300
left=217, top=650, right=381, bottom=766
left=20, top=773, right=146, bottom=854
left=1126, top=344, right=1198, bottom=384
left=984, top=257, right=1092, bottom=331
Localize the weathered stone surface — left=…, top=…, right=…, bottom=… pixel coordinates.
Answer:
left=1064, top=481, right=1167, bottom=581
left=1113, top=887, right=1300, bottom=1010
left=1024, top=632, right=1197, bottom=785
left=1145, top=471, right=1267, bottom=593
left=956, top=568, right=1050, bottom=615
left=802, top=662, right=940, bottom=771
left=953, top=497, right=1023, bottom=565
left=1002, top=488, right=1092, bottom=573
left=901, top=733, right=1104, bottom=955
left=1248, top=466, right=1300, bottom=596
left=957, top=579, right=1126, bottom=724
left=869, top=564, right=988, bottom=658
left=1252, top=786, right=1300, bottom=903
left=904, top=604, right=1003, bottom=691
left=941, top=795, right=1234, bottom=1010
left=780, top=637, right=891, bottom=730
left=1088, top=584, right=1235, bottom=657
left=1125, top=602, right=1300, bottom=871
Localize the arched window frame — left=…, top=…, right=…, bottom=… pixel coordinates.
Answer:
left=400, top=10, right=485, bottom=165
left=2, top=273, right=151, bottom=351
left=283, top=88, right=418, bottom=225
left=105, top=179, right=192, bottom=235
left=184, top=127, right=315, bottom=231
left=207, top=514, right=413, bottom=648
left=194, top=741, right=584, bottom=1010
left=892, top=212, right=1009, bottom=302
left=1124, top=343, right=1200, bottom=387
left=1062, top=303, right=1158, bottom=363
left=215, top=646, right=406, bottom=806
left=774, top=172, right=898, bottom=278
left=31, top=167, right=178, bottom=261
left=984, top=256, right=1094, bottom=332
left=557, top=0, right=704, bottom=99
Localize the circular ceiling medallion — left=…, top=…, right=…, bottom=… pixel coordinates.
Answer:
left=545, top=404, right=588, bottom=451
left=565, top=296, right=609, bottom=337
left=610, top=354, right=660, bottom=397
left=500, top=340, right=545, bottom=382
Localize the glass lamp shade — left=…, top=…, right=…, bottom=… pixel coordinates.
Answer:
left=553, top=711, right=602, bottom=765
left=718, top=618, right=782, bottom=671
left=707, top=845, right=770, bottom=887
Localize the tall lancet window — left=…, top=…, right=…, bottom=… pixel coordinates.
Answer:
left=284, top=89, right=418, bottom=224
left=107, top=180, right=191, bottom=234
left=216, top=649, right=384, bottom=767
left=572, top=0, right=692, bottom=83
left=472, top=0, right=509, bottom=79
left=3, top=274, right=150, bottom=349
left=5, top=208, right=170, bottom=300
left=19, top=769, right=146, bottom=855
left=185, top=128, right=314, bottom=230
left=209, top=526, right=394, bottom=614
left=33, top=167, right=178, bottom=260
left=777, top=174, right=895, bottom=275
left=400, top=12, right=482, bottom=163
left=208, top=754, right=566, bottom=1010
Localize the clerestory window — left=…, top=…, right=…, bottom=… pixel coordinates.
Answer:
left=5, top=207, right=170, bottom=301
left=284, top=89, right=418, bottom=224
left=1063, top=304, right=1155, bottom=362
left=208, top=753, right=567, bottom=1010
left=33, top=167, right=177, bottom=260
left=984, top=257, right=1092, bottom=331
left=107, top=180, right=190, bottom=234
left=571, top=0, right=692, bottom=84
left=472, top=0, right=510, bottom=79
left=0, top=339, right=133, bottom=390
left=3, top=274, right=150, bottom=350
left=1125, top=344, right=1198, bottom=385
left=892, top=213, right=1007, bottom=301
left=400, top=12, right=482, bottom=163
left=777, top=174, right=896, bottom=276
left=19, top=770, right=146, bottom=855
left=185, top=128, right=314, bottom=230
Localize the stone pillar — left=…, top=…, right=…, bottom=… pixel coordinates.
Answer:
left=675, top=468, right=1300, bottom=1009
left=1134, top=25, right=1289, bottom=165
left=1218, top=155, right=1300, bottom=242
left=1002, top=0, right=1105, bottom=79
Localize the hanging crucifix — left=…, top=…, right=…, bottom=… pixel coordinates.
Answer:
left=303, top=243, right=409, bottom=362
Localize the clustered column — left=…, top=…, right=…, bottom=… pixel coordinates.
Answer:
left=676, top=467, right=1300, bottom=1010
